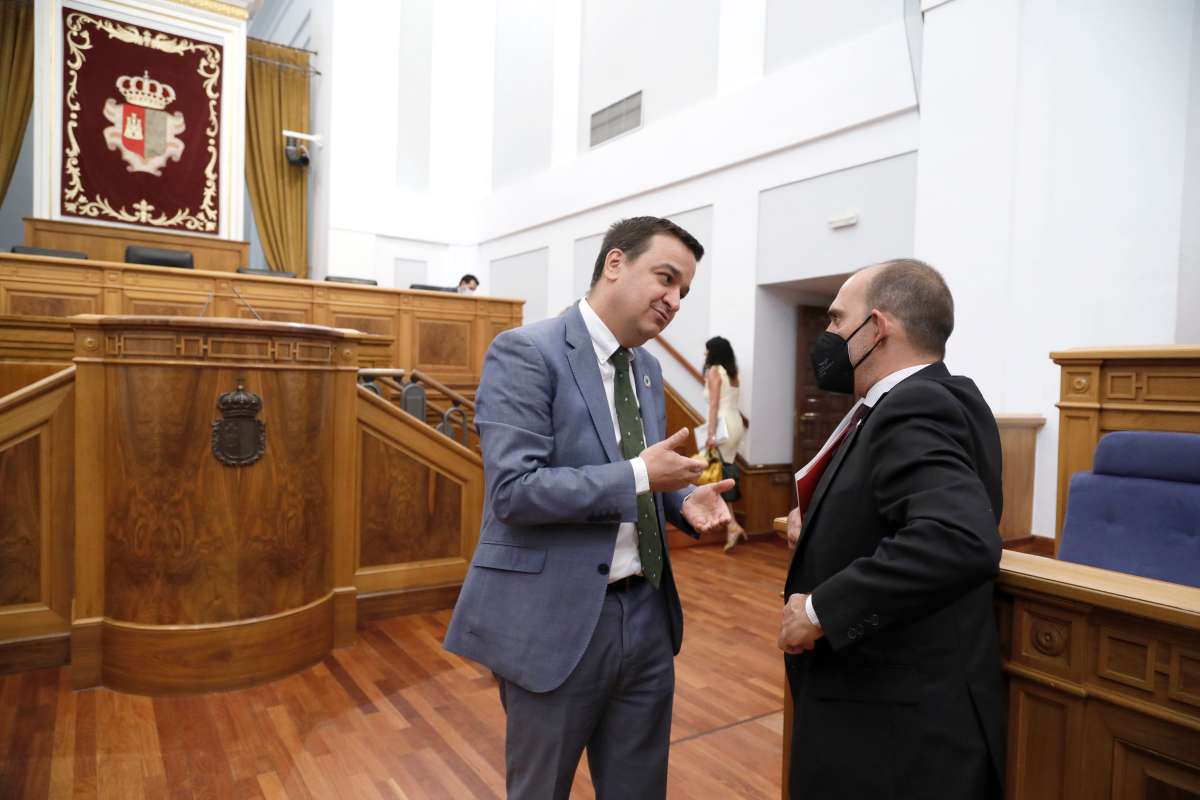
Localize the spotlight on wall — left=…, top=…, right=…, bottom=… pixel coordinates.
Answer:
left=282, top=129, right=321, bottom=168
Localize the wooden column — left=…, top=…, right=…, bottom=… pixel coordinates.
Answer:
left=69, top=315, right=362, bottom=693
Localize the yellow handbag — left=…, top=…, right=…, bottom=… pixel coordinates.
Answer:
left=693, top=448, right=724, bottom=485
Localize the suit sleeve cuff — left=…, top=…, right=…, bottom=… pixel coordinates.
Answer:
left=631, top=457, right=650, bottom=495
left=805, top=594, right=822, bottom=628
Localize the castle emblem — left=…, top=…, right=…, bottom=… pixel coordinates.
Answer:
left=102, top=71, right=186, bottom=176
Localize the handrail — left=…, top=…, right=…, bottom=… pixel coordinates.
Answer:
left=356, top=384, right=481, bottom=464
left=0, top=365, right=76, bottom=410
left=653, top=335, right=704, bottom=385
left=409, top=369, right=475, bottom=411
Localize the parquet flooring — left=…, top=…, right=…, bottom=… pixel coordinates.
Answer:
left=0, top=537, right=791, bottom=799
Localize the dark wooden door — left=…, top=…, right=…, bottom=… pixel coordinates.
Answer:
left=793, top=305, right=856, bottom=472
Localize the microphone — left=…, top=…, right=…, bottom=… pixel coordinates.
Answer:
left=230, top=285, right=263, bottom=321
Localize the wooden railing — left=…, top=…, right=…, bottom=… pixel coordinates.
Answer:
left=362, top=369, right=480, bottom=452
left=0, top=367, right=76, bottom=674
left=354, top=386, right=483, bottom=620
left=654, top=334, right=705, bottom=385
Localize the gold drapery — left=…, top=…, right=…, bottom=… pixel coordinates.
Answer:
left=245, top=38, right=310, bottom=277
left=0, top=1, right=33, bottom=209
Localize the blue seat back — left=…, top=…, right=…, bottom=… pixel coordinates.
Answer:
left=1058, top=431, right=1200, bottom=587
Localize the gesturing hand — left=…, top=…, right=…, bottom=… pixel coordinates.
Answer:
left=778, top=593, right=823, bottom=654
left=680, top=479, right=736, bottom=535
left=642, top=428, right=706, bottom=492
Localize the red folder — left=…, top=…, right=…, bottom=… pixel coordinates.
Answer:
left=794, top=401, right=866, bottom=515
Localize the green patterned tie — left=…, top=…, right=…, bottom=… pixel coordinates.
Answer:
left=610, top=348, right=664, bottom=588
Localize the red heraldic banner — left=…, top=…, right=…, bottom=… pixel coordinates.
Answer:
left=61, top=8, right=223, bottom=233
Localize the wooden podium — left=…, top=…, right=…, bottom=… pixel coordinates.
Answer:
left=69, top=315, right=362, bottom=693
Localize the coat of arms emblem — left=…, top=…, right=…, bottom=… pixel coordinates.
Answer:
left=102, top=71, right=186, bottom=176
left=211, top=381, right=266, bottom=467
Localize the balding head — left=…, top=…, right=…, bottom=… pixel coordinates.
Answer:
left=862, top=259, right=954, bottom=359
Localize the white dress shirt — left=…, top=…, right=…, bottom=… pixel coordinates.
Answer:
left=578, top=299, right=652, bottom=582
left=806, top=363, right=933, bottom=628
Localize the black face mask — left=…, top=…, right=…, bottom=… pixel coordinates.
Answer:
left=809, top=315, right=879, bottom=395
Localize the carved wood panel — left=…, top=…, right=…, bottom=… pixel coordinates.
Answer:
left=3, top=288, right=99, bottom=317
left=0, top=433, right=41, bottom=606
left=103, top=367, right=332, bottom=624
left=358, top=429, right=463, bottom=567
left=332, top=311, right=394, bottom=337
left=1007, top=679, right=1083, bottom=800
left=414, top=318, right=471, bottom=371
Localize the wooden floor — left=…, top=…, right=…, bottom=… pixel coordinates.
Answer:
left=0, top=537, right=791, bottom=799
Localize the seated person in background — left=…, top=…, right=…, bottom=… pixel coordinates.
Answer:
left=458, top=273, right=480, bottom=294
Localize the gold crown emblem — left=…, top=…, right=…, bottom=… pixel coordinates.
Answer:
left=116, top=71, right=176, bottom=110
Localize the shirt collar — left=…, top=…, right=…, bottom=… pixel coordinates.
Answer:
left=578, top=298, right=628, bottom=365
left=863, top=363, right=932, bottom=407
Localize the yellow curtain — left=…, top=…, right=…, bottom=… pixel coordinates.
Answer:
left=245, top=38, right=310, bottom=277
left=0, top=1, right=33, bottom=208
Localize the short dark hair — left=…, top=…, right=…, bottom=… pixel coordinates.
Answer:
left=590, top=216, right=704, bottom=288
left=703, top=336, right=738, bottom=382
left=864, top=259, right=954, bottom=358
left=459, top=274, right=479, bottom=286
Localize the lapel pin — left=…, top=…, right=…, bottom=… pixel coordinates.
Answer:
left=643, top=374, right=651, bottom=387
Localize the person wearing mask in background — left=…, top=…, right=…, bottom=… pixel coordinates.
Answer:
left=701, top=335, right=748, bottom=552
left=458, top=274, right=480, bottom=294
left=779, top=259, right=1006, bottom=799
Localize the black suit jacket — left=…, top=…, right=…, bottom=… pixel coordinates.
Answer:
left=784, top=363, right=1005, bottom=799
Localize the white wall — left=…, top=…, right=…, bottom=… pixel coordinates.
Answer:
left=292, top=0, right=1196, bottom=524
left=757, top=152, right=917, bottom=286
left=765, top=0, right=903, bottom=73
left=0, top=115, right=33, bottom=250
left=573, top=231, right=605, bottom=300
left=1180, top=4, right=1200, bottom=344
left=393, top=256, right=430, bottom=291
left=915, top=0, right=1197, bottom=537
left=396, top=0, right=434, bottom=191
left=489, top=247, right=549, bottom=321
left=577, top=0, right=720, bottom=151
left=492, top=0, right=554, bottom=187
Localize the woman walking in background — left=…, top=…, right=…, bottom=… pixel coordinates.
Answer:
left=703, top=336, right=748, bottom=552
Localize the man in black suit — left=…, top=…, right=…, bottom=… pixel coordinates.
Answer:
left=779, top=259, right=1005, bottom=799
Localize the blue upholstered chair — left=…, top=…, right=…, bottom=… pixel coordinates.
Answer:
left=1058, top=431, right=1200, bottom=587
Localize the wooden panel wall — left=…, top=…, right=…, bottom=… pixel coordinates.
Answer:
left=354, top=388, right=483, bottom=620
left=101, top=366, right=333, bottom=625
left=997, top=553, right=1200, bottom=799
left=24, top=217, right=249, bottom=273
left=0, top=252, right=524, bottom=385
left=996, top=415, right=1045, bottom=543
left=1051, top=347, right=1200, bottom=545
left=0, top=369, right=75, bottom=674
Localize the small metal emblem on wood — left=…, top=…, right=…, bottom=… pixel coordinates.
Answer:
left=212, top=380, right=266, bottom=466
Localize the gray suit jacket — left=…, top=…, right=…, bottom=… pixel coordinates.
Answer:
left=443, top=304, right=695, bottom=693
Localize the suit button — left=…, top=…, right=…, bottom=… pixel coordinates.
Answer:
left=847, top=629, right=859, bottom=641
left=597, top=563, right=609, bottom=575
left=867, top=614, right=879, bottom=626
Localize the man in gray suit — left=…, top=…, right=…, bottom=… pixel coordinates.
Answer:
left=444, top=216, right=735, bottom=799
